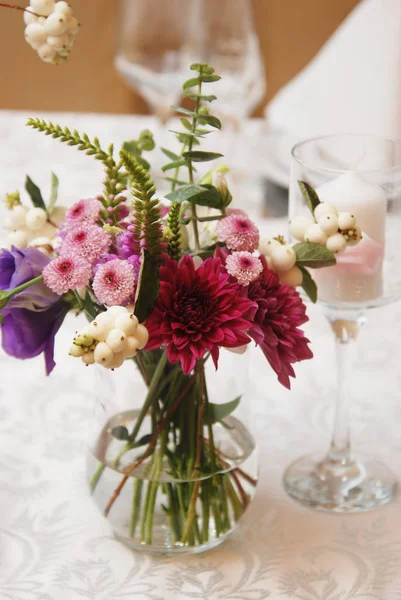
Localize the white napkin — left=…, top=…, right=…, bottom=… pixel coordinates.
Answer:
left=265, top=0, right=401, bottom=140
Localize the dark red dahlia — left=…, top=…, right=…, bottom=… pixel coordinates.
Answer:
left=145, top=255, right=257, bottom=374
left=247, top=257, right=313, bottom=389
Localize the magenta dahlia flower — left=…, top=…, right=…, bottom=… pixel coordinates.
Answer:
left=247, top=257, right=313, bottom=389
left=217, top=214, right=259, bottom=252
left=145, top=255, right=257, bottom=374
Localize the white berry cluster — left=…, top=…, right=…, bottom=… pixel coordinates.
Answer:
left=289, top=204, right=362, bottom=254
left=5, top=203, right=65, bottom=254
left=24, top=0, right=79, bottom=64
left=259, top=237, right=303, bottom=288
left=70, top=306, right=149, bottom=370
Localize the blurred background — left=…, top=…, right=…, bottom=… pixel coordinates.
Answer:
left=0, top=0, right=359, bottom=115
left=1, top=0, right=398, bottom=221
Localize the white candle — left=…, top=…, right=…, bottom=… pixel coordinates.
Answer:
left=314, top=173, right=387, bottom=304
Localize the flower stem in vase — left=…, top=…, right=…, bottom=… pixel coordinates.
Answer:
left=129, top=478, right=143, bottom=538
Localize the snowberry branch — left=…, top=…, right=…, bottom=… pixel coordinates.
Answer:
left=0, top=3, right=43, bottom=16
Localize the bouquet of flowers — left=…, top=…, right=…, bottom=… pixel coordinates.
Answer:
left=0, top=64, right=341, bottom=553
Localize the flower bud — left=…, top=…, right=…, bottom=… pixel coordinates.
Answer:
left=4, top=191, right=21, bottom=209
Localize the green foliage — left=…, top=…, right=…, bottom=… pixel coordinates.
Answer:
left=162, top=63, right=224, bottom=190
left=25, top=176, right=46, bottom=211
left=165, top=184, right=223, bottom=209
left=294, top=242, right=337, bottom=268
left=183, top=151, right=223, bottom=163
left=120, top=149, right=162, bottom=259
left=298, top=180, right=321, bottom=215
left=48, top=172, right=59, bottom=214
left=161, top=158, right=188, bottom=173
left=134, top=250, right=160, bottom=323
left=26, top=118, right=111, bottom=163
left=122, top=129, right=155, bottom=171
left=166, top=201, right=182, bottom=261
left=26, top=120, right=155, bottom=206
left=298, top=265, right=318, bottom=303
left=181, top=93, right=217, bottom=102
left=204, top=396, right=242, bottom=426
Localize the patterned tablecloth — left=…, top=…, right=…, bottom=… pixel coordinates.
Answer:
left=1, top=111, right=401, bottom=600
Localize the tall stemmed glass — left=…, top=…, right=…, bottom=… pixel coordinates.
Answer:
left=114, top=0, right=193, bottom=122
left=283, top=134, right=401, bottom=512
left=186, top=0, right=265, bottom=121
left=114, top=0, right=265, bottom=123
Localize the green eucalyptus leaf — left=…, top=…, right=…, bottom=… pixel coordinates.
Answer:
left=180, top=118, right=192, bottom=131
left=161, top=147, right=180, bottom=161
left=294, top=242, right=337, bottom=268
left=198, top=115, right=221, bottom=130
left=47, top=172, right=59, bottom=214
left=138, top=129, right=155, bottom=151
left=183, top=151, right=223, bottom=162
left=204, top=395, right=242, bottom=426
left=298, top=181, right=321, bottom=216
left=134, top=250, right=160, bottom=323
left=132, top=433, right=153, bottom=446
left=171, top=105, right=196, bottom=117
left=168, top=129, right=209, bottom=139
left=25, top=176, right=46, bottom=211
left=122, top=139, right=140, bottom=157
left=161, top=158, right=188, bottom=173
left=163, top=176, right=188, bottom=186
left=165, top=184, right=222, bottom=209
left=181, top=92, right=217, bottom=102
left=190, top=63, right=212, bottom=73
left=298, top=265, right=318, bottom=303
left=199, top=74, right=221, bottom=82
left=170, top=107, right=221, bottom=129
left=182, top=77, right=200, bottom=89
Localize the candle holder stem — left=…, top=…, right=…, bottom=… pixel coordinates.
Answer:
left=283, top=313, right=396, bottom=512
left=326, top=317, right=363, bottom=463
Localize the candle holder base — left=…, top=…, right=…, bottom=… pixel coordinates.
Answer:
left=283, top=453, right=396, bottom=513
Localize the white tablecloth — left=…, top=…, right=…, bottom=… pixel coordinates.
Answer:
left=1, top=111, right=401, bottom=600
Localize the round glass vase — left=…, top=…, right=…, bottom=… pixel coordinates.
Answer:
left=86, top=348, right=258, bottom=554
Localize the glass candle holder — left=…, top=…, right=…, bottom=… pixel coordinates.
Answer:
left=283, top=134, right=401, bottom=513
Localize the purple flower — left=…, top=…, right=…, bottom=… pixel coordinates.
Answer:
left=0, top=247, right=69, bottom=375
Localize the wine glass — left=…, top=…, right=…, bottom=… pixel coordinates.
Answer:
left=114, top=0, right=193, bottom=122
left=283, top=134, right=401, bottom=513
left=185, top=0, right=266, bottom=121
left=114, top=0, right=265, bottom=123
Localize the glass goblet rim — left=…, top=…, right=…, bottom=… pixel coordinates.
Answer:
left=291, top=133, right=401, bottom=176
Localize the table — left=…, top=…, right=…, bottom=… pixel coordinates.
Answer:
left=1, top=111, right=401, bottom=600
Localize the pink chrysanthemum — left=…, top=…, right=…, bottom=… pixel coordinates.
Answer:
left=43, top=253, right=92, bottom=295
left=65, top=198, right=102, bottom=228
left=62, top=225, right=111, bottom=263
left=226, top=252, right=263, bottom=286
left=247, top=257, right=313, bottom=389
left=92, top=259, right=135, bottom=306
left=217, top=214, right=259, bottom=252
left=145, top=255, right=257, bottom=374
